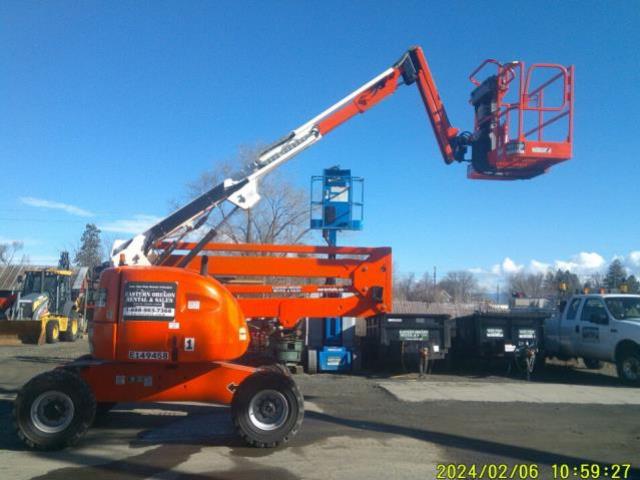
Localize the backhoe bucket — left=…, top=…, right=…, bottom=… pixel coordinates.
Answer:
left=0, top=320, right=45, bottom=345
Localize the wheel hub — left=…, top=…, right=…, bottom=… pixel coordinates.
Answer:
left=30, top=391, right=74, bottom=434
left=248, top=389, right=289, bottom=431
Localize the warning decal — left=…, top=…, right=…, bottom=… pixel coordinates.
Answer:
left=123, top=282, right=177, bottom=321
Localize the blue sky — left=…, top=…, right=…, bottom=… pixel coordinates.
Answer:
left=1, top=1, right=639, bottom=289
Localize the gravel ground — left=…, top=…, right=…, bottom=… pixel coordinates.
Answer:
left=1, top=340, right=639, bottom=480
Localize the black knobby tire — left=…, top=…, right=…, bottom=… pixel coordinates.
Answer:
left=583, top=357, right=604, bottom=370
left=231, top=371, right=304, bottom=448
left=45, top=321, right=60, bottom=344
left=61, top=316, right=79, bottom=342
left=616, top=349, right=640, bottom=386
left=13, top=369, right=96, bottom=450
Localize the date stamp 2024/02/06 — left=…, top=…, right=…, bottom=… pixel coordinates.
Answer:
left=435, top=463, right=633, bottom=480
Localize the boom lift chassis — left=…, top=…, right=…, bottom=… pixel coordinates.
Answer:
left=14, top=243, right=391, bottom=449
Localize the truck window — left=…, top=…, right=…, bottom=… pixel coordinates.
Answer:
left=604, top=297, right=640, bottom=320
left=566, top=298, right=581, bottom=320
left=580, top=298, right=606, bottom=323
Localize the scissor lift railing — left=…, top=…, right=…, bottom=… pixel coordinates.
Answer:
left=158, top=242, right=392, bottom=328
left=467, top=60, right=574, bottom=180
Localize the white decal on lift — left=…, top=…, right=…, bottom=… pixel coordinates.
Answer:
left=272, top=286, right=302, bottom=293
left=128, top=351, right=169, bottom=361
left=532, top=146, right=551, bottom=153
left=184, top=337, right=195, bottom=352
left=168, top=322, right=180, bottom=330
left=187, top=300, right=201, bottom=310
left=115, top=375, right=125, bottom=385
left=239, top=327, right=248, bottom=341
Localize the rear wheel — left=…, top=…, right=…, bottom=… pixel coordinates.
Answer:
left=13, top=369, right=96, bottom=450
left=617, top=350, right=640, bottom=386
left=45, top=321, right=60, bottom=344
left=583, top=357, right=603, bottom=370
left=231, top=371, right=304, bottom=448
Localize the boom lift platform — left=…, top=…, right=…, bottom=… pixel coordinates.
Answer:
left=13, top=46, right=574, bottom=451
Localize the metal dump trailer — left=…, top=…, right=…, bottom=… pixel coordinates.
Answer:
left=361, top=313, right=454, bottom=371
left=453, top=310, right=548, bottom=359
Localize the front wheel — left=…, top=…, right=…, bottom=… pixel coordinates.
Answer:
left=61, top=316, right=79, bottom=342
left=617, top=350, right=640, bottom=386
left=45, top=321, right=60, bottom=344
left=13, top=369, right=96, bottom=450
left=231, top=371, right=304, bottom=448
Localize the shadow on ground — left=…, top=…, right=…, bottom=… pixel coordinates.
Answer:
left=2, top=398, right=638, bottom=479
left=13, top=355, right=75, bottom=365
left=363, top=358, right=625, bottom=387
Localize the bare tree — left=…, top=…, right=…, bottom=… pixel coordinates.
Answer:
left=186, top=145, right=310, bottom=244
left=507, top=272, right=546, bottom=298
left=0, top=241, right=28, bottom=266
left=585, top=272, right=604, bottom=290
left=438, top=271, right=481, bottom=303
left=393, top=272, right=417, bottom=301
left=394, top=270, right=441, bottom=302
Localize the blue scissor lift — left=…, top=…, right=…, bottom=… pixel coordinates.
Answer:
left=308, top=166, right=363, bottom=372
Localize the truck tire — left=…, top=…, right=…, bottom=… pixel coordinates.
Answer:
left=13, top=369, right=96, bottom=450
left=583, top=357, right=603, bottom=370
left=61, top=317, right=79, bottom=342
left=231, top=371, right=304, bottom=448
left=45, top=321, right=60, bottom=344
left=616, top=349, right=640, bottom=386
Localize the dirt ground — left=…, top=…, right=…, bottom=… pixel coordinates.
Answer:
left=1, top=340, right=639, bottom=480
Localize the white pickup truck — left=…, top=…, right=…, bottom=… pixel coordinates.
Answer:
left=544, top=294, right=640, bottom=385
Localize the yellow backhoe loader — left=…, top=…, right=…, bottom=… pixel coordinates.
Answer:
left=0, top=268, right=83, bottom=345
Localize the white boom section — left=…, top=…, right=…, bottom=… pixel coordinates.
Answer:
left=111, top=66, right=395, bottom=266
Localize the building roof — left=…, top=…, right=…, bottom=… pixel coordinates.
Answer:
left=0, top=265, right=89, bottom=292
left=0, top=264, right=47, bottom=291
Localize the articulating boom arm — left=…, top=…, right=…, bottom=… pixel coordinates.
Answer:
left=112, top=46, right=573, bottom=265
left=112, top=46, right=464, bottom=265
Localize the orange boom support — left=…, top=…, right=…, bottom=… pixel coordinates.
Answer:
left=159, top=242, right=393, bottom=328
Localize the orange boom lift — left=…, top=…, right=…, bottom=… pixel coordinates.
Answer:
left=13, top=46, right=573, bottom=450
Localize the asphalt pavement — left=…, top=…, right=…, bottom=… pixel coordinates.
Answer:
left=1, top=340, right=639, bottom=480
